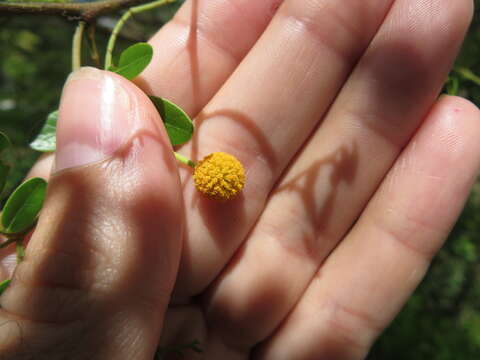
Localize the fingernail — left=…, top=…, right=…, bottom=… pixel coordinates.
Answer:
left=55, top=67, right=135, bottom=172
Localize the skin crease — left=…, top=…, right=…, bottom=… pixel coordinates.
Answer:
left=0, top=0, right=479, bottom=359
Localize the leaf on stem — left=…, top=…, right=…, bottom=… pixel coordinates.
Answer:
left=109, top=42, right=153, bottom=80
left=149, top=96, right=194, bottom=145
left=30, top=110, right=58, bottom=152
left=1, top=177, right=47, bottom=235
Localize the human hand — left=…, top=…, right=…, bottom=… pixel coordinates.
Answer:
left=1, top=0, right=479, bottom=359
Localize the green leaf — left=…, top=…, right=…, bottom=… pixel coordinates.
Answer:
left=30, top=110, right=58, bottom=152
left=149, top=96, right=194, bottom=146
left=1, top=177, right=47, bottom=234
left=0, top=162, right=10, bottom=195
left=0, top=132, right=10, bottom=154
left=0, top=279, right=11, bottom=296
left=111, top=42, right=153, bottom=80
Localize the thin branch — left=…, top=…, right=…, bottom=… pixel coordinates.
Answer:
left=98, top=15, right=148, bottom=42
left=0, top=0, right=156, bottom=22
left=87, top=24, right=101, bottom=67
left=72, top=21, right=86, bottom=71
left=104, top=0, right=175, bottom=68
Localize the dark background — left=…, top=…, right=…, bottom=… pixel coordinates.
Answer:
left=1, top=1, right=480, bottom=358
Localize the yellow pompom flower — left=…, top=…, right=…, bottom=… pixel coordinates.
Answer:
left=193, top=152, right=245, bottom=201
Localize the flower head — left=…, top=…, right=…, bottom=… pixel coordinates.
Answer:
left=193, top=152, right=245, bottom=201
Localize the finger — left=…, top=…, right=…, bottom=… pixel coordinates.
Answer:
left=0, top=68, right=183, bottom=359
left=204, top=0, right=473, bottom=350
left=256, top=96, right=480, bottom=360
left=137, top=0, right=283, bottom=115
left=9, top=0, right=282, bottom=279
left=21, top=0, right=282, bottom=181
left=177, top=0, right=396, bottom=297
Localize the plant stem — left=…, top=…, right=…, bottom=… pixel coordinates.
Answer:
left=0, top=0, right=154, bottom=21
left=16, top=241, right=25, bottom=263
left=174, top=152, right=196, bottom=168
left=455, top=67, right=480, bottom=86
left=72, top=21, right=86, bottom=71
left=104, top=0, right=176, bottom=69
left=87, top=24, right=101, bottom=68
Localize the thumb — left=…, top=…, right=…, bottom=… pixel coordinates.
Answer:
left=0, top=67, right=183, bottom=359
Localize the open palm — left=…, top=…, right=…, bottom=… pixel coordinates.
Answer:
left=1, top=1, right=479, bottom=359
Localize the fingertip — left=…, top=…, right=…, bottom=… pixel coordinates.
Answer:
left=438, top=94, right=480, bottom=120
left=433, top=95, right=480, bottom=153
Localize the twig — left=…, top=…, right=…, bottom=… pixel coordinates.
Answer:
left=0, top=0, right=154, bottom=22
left=97, top=17, right=147, bottom=42
left=87, top=24, right=102, bottom=68
left=72, top=21, right=86, bottom=71
left=104, top=0, right=175, bottom=69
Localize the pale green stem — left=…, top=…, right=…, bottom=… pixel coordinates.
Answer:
left=104, top=0, right=176, bottom=69
left=72, top=21, right=86, bottom=71
left=15, top=241, right=25, bottom=263
left=174, top=152, right=196, bottom=168
left=455, top=67, right=480, bottom=86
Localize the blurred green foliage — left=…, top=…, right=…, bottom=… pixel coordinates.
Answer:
left=1, top=1, right=480, bottom=359
left=0, top=16, right=70, bottom=196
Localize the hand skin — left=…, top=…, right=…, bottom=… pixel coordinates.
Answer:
left=0, top=0, right=479, bottom=359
